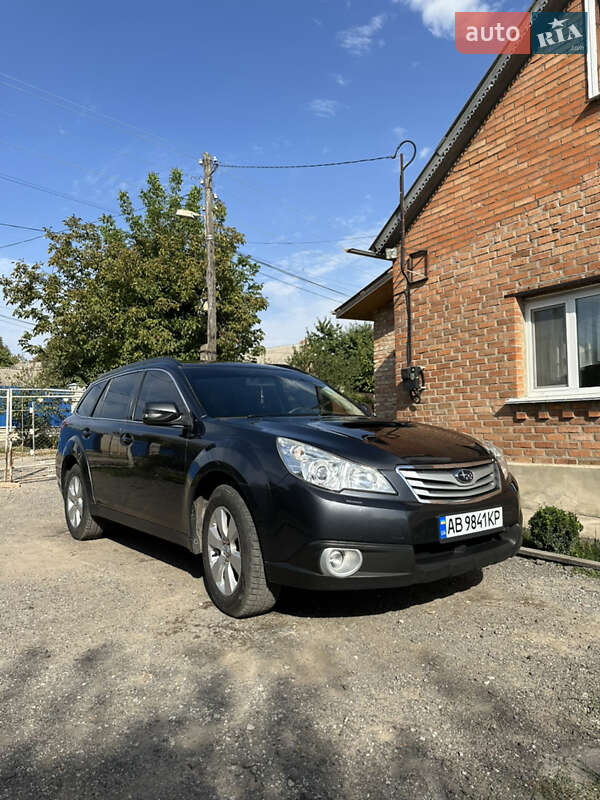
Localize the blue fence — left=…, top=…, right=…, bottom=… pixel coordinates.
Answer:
left=1, top=388, right=79, bottom=431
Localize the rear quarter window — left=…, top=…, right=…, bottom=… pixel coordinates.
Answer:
left=76, top=381, right=106, bottom=417
left=94, top=372, right=142, bottom=420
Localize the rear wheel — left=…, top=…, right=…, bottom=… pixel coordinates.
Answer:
left=63, top=464, right=104, bottom=541
left=201, top=485, right=279, bottom=618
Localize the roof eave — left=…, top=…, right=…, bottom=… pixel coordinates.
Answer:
left=334, top=268, right=393, bottom=320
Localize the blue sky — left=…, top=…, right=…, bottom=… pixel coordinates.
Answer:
left=0, top=0, right=496, bottom=356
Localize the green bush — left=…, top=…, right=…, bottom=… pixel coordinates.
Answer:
left=527, top=505, right=583, bottom=554
left=571, top=537, right=600, bottom=562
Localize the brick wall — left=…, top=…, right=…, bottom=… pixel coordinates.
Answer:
left=373, top=11, right=600, bottom=464
left=373, top=302, right=396, bottom=418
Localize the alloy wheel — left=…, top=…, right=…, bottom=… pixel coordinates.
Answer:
left=66, top=475, right=84, bottom=529
left=207, top=506, right=242, bottom=596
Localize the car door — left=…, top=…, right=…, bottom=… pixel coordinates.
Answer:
left=118, top=369, right=193, bottom=534
left=85, top=371, right=143, bottom=510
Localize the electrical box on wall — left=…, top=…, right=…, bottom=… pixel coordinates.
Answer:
left=401, top=366, right=426, bottom=404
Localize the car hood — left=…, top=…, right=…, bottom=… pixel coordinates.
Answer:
left=224, top=416, right=491, bottom=468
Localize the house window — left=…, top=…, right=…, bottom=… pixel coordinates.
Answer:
left=525, top=286, right=600, bottom=397
left=585, top=0, right=600, bottom=99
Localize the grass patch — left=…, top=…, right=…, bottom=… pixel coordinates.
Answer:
left=574, top=566, right=600, bottom=582
left=522, top=530, right=600, bottom=563
left=571, top=537, right=600, bottom=562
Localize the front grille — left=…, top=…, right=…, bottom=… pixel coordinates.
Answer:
left=397, top=461, right=499, bottom=504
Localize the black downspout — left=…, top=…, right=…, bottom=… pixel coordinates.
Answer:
left=396, top=141, right=426, bottom=404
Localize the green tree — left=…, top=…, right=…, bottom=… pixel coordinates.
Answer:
left=288, top=318, right=374, bottom=404
left=0, top=169, right=267, bottom=384
left=0, top=337, right=18, bottom=367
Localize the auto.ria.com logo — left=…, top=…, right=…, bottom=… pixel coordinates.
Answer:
left=455, top=12, right=586, bottom=54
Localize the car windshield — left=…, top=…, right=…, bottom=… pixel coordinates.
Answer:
left=183, top=366, right=366, bottom=418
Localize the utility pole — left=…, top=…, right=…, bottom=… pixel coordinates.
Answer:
left=202, top=152, right=217, bottom=361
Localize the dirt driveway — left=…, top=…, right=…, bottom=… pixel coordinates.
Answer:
left=1, top=460, right=599, bottom=799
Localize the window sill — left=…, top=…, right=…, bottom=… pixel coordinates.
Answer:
left=506, top=395, right=600, bottom=404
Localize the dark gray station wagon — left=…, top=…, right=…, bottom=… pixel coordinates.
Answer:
left=57, top=358, right=523, bottom=617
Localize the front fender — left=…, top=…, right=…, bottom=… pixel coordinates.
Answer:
left=185, top=440, right=272, bottom=522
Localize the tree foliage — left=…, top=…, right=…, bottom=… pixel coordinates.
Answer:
left=0, top=337, right=18, bottom=368
left=288, top=318, right=374, bottom=404
left=0, top=169, right=267, bottom=384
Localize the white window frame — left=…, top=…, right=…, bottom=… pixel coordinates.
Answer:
left=585, top=0, right=600, bottom=100
left=525, top=285, right=600, bottom=399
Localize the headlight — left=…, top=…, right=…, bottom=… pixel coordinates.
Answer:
left=479, top=439, right=509, bottom=480
left=276, top=437, right=395, bottom=494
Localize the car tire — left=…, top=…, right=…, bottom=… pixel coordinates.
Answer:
left=63, top=464, right=105, bottom=541
left=201, top=484, right=279, bottom=618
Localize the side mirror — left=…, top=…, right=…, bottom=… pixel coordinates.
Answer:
left=143, top=401, right=182, bottom=426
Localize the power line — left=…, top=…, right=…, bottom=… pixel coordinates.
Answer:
left=256, top=271, right=336, bottom=302
left=245, top=235, right=372, bottom=245
left=0, top=235, right=45, bottom=249
left=0, top=72, right=198, bottom=162
left=0, top=213, right=360, bottom=295
left=247, top=255, right=349, bottom=297
left=0, top=173, right=113, bottom=213
left=219, top=149, right=402, bottom=169
left=0, top=220, right=372, bottom=249
left=0, top=173, right=148, bottom=228
left=0, top=311, right=35, bottom=327
left=0, top=222, right=45, bottom=232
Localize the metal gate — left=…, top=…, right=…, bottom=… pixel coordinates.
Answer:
left=1, top=386, right=82, bottom=483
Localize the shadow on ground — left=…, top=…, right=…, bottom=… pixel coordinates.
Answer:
left=1, top=634, right=597, bottom=800
left=277, top=568, right=483, bottom=618
left=102, top=520, right=483, bottom=618
left=105, top=522, right=204, bottom=579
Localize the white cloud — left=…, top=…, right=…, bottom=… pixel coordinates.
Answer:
left=333, top=73, right=350, bottom=87
left=337, top=14, right=386, bottom=55
left=260, top=296, right=338, bottom=348
left=393, top=126, right=407, bottom=138
left=308, top=99, right=341, bottom=118
left=419, top=145, right=432, bottom=159
left=393, top=0, right=493, bottom=38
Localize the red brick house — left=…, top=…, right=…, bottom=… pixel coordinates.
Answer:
left=336, top=0, right=600, bottom=532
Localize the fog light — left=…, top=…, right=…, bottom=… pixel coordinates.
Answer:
left=319, top=547, right=363, bottom=578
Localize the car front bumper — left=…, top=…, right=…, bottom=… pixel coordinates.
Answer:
left=264, top=523, right=522, bottom=590
left=262, top=474, right=522, bottom=590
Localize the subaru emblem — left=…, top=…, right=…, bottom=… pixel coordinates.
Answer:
left=455, top=468, right=474, bottom=484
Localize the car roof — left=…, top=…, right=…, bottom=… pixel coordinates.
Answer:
left=93, top=358, right=307, bottom=383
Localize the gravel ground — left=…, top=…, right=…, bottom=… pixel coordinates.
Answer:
left=1, top=460, right=599, bottom=800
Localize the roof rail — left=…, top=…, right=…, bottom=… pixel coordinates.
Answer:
left=95, top=356, right=180, bottom=381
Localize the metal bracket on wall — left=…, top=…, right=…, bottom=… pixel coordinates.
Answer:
left=408, top=250, right=428, bottom=285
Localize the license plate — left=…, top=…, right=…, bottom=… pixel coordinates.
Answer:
left=439, top=507, right=503, bottom=540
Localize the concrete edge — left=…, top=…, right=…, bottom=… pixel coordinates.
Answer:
left=518, top=546, right=600, bottom=571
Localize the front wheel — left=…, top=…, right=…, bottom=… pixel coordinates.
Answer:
left=201, top=485, right=279, bottom=618
left=63, top=464, right=105, bottom=541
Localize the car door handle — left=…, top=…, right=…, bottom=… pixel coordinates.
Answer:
left=82, top=427, right=92, bottom=439
left=120, top=432, right=133, bottom=446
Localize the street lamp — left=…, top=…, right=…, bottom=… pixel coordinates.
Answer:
left=175, top=209, right=201, bottom=219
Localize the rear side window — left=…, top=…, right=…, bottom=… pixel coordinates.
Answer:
left=76, top=381, right=106, bottom=417
left=134, top=370, right=183, bottom=421
left=95, top=372, right=142, bottom=420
